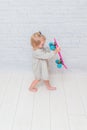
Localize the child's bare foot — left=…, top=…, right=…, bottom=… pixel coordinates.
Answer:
left=29, top=87, right=38, bottom=92
left=47, top=86, right=56, bottom=90
left=29, top=80, right=40, bottom=92
left=44, top=80, right=56, bottom=91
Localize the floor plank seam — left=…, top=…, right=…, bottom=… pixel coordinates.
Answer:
left=11, top=76, right=24, bottom=130
left=75, top=74, right=87, bottom=116
left=62, top=72, right=71, bottom=130
left=0, top=72, right=12, bottom=109
left=29, top=94, right=36, bottom=130
left=49, top=91, right=52, bottom=130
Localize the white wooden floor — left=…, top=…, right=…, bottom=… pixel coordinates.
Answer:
left=0, top=70, right=87, bottom=130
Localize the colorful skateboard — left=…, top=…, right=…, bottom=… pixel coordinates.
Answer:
left=54, top=38, right=67, bottom=69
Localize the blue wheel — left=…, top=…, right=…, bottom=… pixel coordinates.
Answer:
left=57, top=64, right=62, bottom=68
left=49, top=42, right=56, bottom=50
left=55, top=59, right=60, bottom=64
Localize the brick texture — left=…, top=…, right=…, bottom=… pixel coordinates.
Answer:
left=0, top=0, right=87, bottom=72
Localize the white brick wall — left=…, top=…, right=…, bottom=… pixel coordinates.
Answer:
left=0, top=0, right=87, bottom=72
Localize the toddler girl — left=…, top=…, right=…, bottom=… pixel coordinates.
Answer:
left=29, top=32, right=60, bottom=92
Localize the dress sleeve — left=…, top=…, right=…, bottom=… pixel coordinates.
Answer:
left=33, top=48, right=56, bottom=60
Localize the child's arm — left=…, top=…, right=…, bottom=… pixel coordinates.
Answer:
left=33, top=47, right=60, bottom=60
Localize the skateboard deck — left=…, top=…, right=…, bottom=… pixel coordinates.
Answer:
left=54, top=38, right=67, bottom=69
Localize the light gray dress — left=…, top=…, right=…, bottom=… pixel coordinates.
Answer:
left=32, top=47, right=56, bottom=80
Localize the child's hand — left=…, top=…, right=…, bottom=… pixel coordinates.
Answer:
left=54, top=47, right=61, bottom=54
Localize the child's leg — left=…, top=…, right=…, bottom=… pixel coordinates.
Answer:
left=29, top=79, right=40, bottom=92
left=44, top=80, right=56, bottom=90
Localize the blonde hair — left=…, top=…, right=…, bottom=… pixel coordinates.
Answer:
left=30, top=32, right=46, bottom=49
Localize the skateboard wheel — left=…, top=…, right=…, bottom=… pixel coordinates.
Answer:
left=57, top=64, right=62, bottom=68
left=55, top=59, right=60, bottom=64
left=49, top=42, right=56, bottom=50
